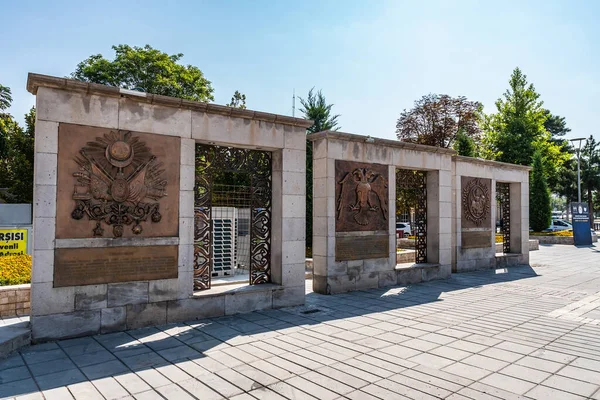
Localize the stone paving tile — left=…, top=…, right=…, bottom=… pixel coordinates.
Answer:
left=442, top=361, right=493, bottom=381
left=42, top=386, right=74, bottom=400
left=155, top=383, right=196, bottom=400
left=499, top=363, right=552, bottom=384
left=177, top=378, right=224, bottom=400
left=514, top=355, right=565, bottom=373
left=462, top=354, right=510, bottom=372
left=7, top=245, right=600, bottom=399
left=90, top=376, right=129, bottom=399
left=133, top=389, right=166, bottom=399
left=80, top=359, right=130, bottom=380
left=34, top=368, right=86, bottom=391
left=407, top=352, right=455, bottom=369
left=539, top=374, right=600, bottom=397
left=526, top=384, right=588, bottom=400
left=113, top=372, right=152, bottom=394
left=67, top=381, right=104, bottom=400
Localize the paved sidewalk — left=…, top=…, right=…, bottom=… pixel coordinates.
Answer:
left=1, top=244, right=600, bottom=400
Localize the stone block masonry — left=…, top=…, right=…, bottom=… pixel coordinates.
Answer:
left=0, top=285, right=30, bottom=317
left=309, top=131, right=531, bottom=295
left=27, top=73, right=312, bottom=342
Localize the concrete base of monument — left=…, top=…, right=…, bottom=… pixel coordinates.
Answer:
left=313, top=263, right=451, bottom=295
left=495, top=253, right=523, bottom=268
left=395, top=263, right=449, bottom=286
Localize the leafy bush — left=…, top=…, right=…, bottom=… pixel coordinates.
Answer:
left=0, top=255, right=32, bottom=286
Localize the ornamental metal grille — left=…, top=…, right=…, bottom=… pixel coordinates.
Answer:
left=396, top=169, right=427, bottom=263
left=194, top=144, right=272, bottom=291
left=497, top=182, right=511, bottom=254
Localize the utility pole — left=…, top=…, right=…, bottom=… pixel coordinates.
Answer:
left=292, top=89, right=295, bottom=118
left=570, top=138, right=586, bottom=203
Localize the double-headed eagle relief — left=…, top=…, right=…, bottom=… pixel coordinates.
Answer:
left=462, top=177, right=491, bottom=227
left=335, top=161, right=388, bottom=232
left=71, top=130, right=167, bottom=237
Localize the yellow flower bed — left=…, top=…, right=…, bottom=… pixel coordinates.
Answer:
left=530, top=230, right=573, bottom=237
left=0, top=254, right=32, bottom=286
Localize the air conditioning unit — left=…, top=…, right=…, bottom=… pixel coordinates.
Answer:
left=211, top=207, right=237, bottom=277
left=236, top=208, right=251, bottom=270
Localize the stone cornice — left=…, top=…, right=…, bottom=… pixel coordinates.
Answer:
left=453, top=155, right=532, bottom=171
left=26, top=73, right=314, bottom=128
left=308, top=131, right=532, bottom=171
left=307, top=131, right=457, bottom=155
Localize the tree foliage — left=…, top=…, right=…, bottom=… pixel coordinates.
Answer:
left=226, top=90, right=247, bottom=109
left=543, top=109, right=571, bottom=139
left=0, top=85, right=12, bottom=112
left=71, top=44, right=214, bottom=102
left=299, top=88, right=340, bottom=134
left=0, top=84, right=35, bottom=204
left=299, top=88, right=340, bottom=253
left=454, top=130, right=477, bottom=157
left=530, top=151, right=552, bottom=232
left=581, top=136, right=600, bottom=225
left=483, top=68, right=569, bottom=191
left=396, top=94, right=482, bottom=148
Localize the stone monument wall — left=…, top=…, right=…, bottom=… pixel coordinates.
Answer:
left=28, top=73, right=311, bottom=342
left=309, top=132, right=531, bottom=295
left=453, top=157, right=530, bottom=272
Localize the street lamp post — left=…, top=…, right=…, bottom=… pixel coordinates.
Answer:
left=570, top=138, right=586, bottom=204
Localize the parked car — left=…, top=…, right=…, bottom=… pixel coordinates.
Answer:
left=396, top=222, right=411, bottom=237
left=545, top=219, right=572, bottom=232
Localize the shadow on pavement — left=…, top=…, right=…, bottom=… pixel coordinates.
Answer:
left=0, top=264, right=538, bottom=397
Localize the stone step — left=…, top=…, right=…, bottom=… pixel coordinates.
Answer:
left=0, top=318, right=31, bottom=359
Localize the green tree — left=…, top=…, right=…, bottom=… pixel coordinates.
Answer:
left=483, top=68, right=568, bottom=185
left=454, top=130, right=477, bottom=157
left=71, top=44, right=214, bottom=102
left=226, top=90, right=247, bottom=109
left=0, top=95, right=35, bottom=204
left=299, top=88, right=340, bottom=254
left=543, top=109, right=571, bottom=141
left=530, top=151, right=552, bottom=232
left=0, top=84, right=12, bottom=112
left=581, top=136, right=600, bottom=227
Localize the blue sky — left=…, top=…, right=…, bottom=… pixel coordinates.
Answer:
left=1, top=0, right=598, bottom=142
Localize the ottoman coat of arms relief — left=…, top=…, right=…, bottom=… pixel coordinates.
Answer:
left=71, top=130, right=167, bottom=237
left=462, top=177, right=491, bottom=227
left=335, top=160, right=389, bottom=231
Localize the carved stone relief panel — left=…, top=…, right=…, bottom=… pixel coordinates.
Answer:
left=335, top=160, right=389, bottom=232
left=56, top=124, right=180, bottom=239
left=461, top=177, right=492, bottom=229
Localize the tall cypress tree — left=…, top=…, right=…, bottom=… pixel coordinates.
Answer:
left=530, top=151, right=552, bottom=232
left=299, top=88, right=340, bottom=255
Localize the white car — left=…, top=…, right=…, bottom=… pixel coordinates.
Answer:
left=396, top=222, right=411, bottom=237
left=545, top=219, right=572, bottom=232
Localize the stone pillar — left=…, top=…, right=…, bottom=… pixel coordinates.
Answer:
left=178, top=138, right=196, bottom=299
left=312, top=137, right=334, bottom=294
left=509, top=182, right=523, bottom=254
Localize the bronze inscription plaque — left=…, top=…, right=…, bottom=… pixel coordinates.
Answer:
left=54, top=245, right=178, bottom=287
left=56, top=124, right=180, bottom=239
left=461, top=177, right=492, bottom=229
left=335, top=160, right=389, bottom=232
left=335, top=235, right=389, bottom=261
left=461, top=231, right=492, bottom=249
